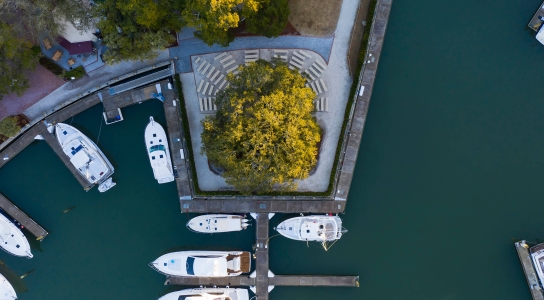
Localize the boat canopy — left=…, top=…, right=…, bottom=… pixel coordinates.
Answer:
left=149, top=145, right=166, bottom=153
left=70, top=150, right=90, bottom=168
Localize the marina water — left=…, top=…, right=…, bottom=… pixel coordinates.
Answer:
left=3, top=0, right=544, bottom=298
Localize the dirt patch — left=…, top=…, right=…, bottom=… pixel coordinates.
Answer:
left=288, top=0, right=343, bottom=37
left=347, top=0, right=372, bottom=75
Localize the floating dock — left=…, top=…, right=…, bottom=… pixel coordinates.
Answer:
left=515, top=241, right=544, bottom=300
left=164, top=213, right=358, bottom=300
left=162, top=86, right=192, bottom=199
left=0, top=193, right=48, bottom=240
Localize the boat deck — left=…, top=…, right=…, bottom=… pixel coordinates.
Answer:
left=516, top=241, right=544, bottom=300
left=529, top=1, right=544, bottom=31
left=41, top=126, right=94, bottom=190
left=0, top=193, right=48, bottom=241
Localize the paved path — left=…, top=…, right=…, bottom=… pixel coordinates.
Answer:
left=180, top=199, right=346, bottom=213
left=169, top=35, right=334, bottom=73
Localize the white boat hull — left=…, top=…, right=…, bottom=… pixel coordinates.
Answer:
left=187, top=215, right=250, bottom=233
left=144, top=117, right=174, bottom=184
left=0, top=272, right=16, bottom=300
left=158, top=288, right=249, bottom=300
left=54, top=123, right=114, bottom=185
left=0, top=214, right=32, bottom=258
left=150, top=251, right=251, bottom=277
left=97, top=177, right=116, bottom=192
left=276, top=215, right=344, bottom=242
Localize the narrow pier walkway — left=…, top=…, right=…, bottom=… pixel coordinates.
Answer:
left=0, top=122, right=48, bottom=169
left=180, top=199, right=346, bottom=213
left=515, top=241, right=544, bottom=300
left=255, top=213, right=270, bottom=299
left=163, top=214, right=358, bottom=299
left=41, top=125, right=93, bottom=190
left=0, top=193, right=48, bottom=240
left=162, top=84, right=192, bottom=199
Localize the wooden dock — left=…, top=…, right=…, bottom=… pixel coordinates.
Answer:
left=163, top=214, right=358, bottom=299
left=179, top=199, right=346, bottom=214
left=41, top=125, right=94, bottom=190
left=0, top=122, right=48, bottom=169
left=162, top=84, right=192, bottom=199
left=516, top=241, right=544, bottom=300
left=0, top=193, right=48, bottom=240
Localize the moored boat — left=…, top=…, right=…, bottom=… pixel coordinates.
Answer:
left=0, top=214, right=32, bottom=259
left=54, top=123, right=114, bottom=186
left=275, top=214, right=347, bottom=251
left=0, top=272, right=16, bottom=299
left=186, top=215, right=250, bottom=233
left=144, top=117, right=174, bottom=184
left=158, top=287, right=249, bottom=300
left=149, top=251, right=251, bottom=277
left=97, top=177, right=116, bottom=192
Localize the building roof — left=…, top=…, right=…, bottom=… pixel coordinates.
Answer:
left=58, top=36, right=93, bottom=55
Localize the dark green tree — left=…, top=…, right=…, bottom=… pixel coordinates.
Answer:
left=0, top=117, right=21, bottom=137
left=246, top=0, right=289, bottom=38
left=0, top=22, right=37, bottom=100
left=94, top=0, right=185, bottom=63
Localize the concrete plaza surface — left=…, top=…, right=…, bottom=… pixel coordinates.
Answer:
left=180, top=0, right=360, bottom=192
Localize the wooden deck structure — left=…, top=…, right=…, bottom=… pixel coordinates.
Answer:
left=0, top=193, right=48, bottom=240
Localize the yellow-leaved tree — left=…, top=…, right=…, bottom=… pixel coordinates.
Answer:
left=182, top=0, right=264, bottom=46
left=201, top=60, right=321, bottom=194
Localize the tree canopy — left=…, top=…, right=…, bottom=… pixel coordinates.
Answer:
left=95, top=0, right=185, bottom=63
left=0, top=0, right=95, bottom=40
left=201, top=60, right=321, bottom=194
left=0, top=22, right=37, bottom=101
left=0, top=117, right=21, bottom=137
left=246, top=0, right=289, bottom=38
left=182, top=0, right=262, bottom=46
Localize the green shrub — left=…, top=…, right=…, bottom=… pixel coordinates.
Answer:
left=39, top=57, right=63, bottom=75
left=65, top=66, right=86, bottom=79
left=0, top=117, right=21, bottom=137
left=31, top=45, right=42, bottom=57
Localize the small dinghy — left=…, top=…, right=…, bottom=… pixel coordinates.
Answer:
left=149, top=251, right=252, bottom=277
left=0, top=272, right=16, bottom=300
left=275, top=214, right=347, bottom=251
left=187, top=215, right=250, bottom=233
left=97, top=177, right=116, bottom=192
left=158, top=287, right=249, bottom=300
left=0, top=214, right=32, bottom=258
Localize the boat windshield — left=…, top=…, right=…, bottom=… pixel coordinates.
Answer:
left=186, top=257, right=195, bottom=275
left=149, top=145, right=165, bottom=153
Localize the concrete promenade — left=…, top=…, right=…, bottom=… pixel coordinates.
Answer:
left=0, top=193, right=48, bottom=240
left=334, top=0, right=393, bottom=201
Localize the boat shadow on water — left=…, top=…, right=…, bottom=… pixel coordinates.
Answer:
left=0, top=263, right=28, bottom=295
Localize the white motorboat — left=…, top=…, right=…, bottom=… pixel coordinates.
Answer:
left=530, top=242, right=544, bottom=289
left=97, top=177, right=116, bottom=192
left=187, top=215, right=250, bottom=233
left=0, top=214, right=32, bottom=258
left=55, top=123, right=114, bottom=186
left=275, top=215, right=347, bottom=251
left=0, top=272, right=16, bottom=300
left=149, top=251, right=251, bottom=277
left=158, top=288, right=248, bottom=300
left=144, top=117, right=174, bottom=184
